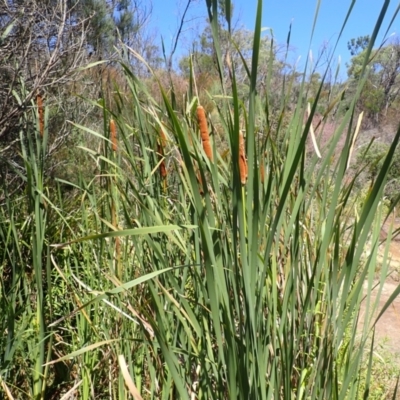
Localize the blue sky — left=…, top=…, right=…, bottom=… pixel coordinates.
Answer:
left=150, top=0, right=400, bottom=78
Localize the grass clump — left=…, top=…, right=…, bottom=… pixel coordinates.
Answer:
left=359, top=340, right=400, bottom=399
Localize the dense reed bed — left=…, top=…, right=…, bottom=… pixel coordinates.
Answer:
left=1, top=0, right=400, bottom=398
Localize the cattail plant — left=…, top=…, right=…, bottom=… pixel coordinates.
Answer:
left=111, top=200, right=121, bottom=276
left=158, top=128, right=167, bottom=178
left=197, top=170, right=204, bottom=195
left=157, top=144, right=167, bottom=178
left=159, top=126, right=167, bottom=148
left=260, top=154, right=265, bottom=185
left=239, top=131, right=247, bottom=185
left=197, top=105, right=213, bottom=161
left=110, top=118, right=117, bottom=152
left=36, top=93, right=44, bottom=137
left=11, top=2, right=399, bottom=399
left=109, top=117, right=120, bottom=276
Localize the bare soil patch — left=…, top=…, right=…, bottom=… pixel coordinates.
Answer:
left=360, top=279, right=400, bottom=356
left=359, top=217, right=400, bottom=365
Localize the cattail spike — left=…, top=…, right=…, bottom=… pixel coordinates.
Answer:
left=260, top=154, right=265, bottom=184
left=110, top=119, right=117, bottom=152
left=239, top=131, right=248, bottom=185
left=197, top=106, right=213, bottom=161
left=158, top=129, right=168, bottom=179
left=37, top=94, right=44, bottom=137
left=157, top=144, right=167, bottom=178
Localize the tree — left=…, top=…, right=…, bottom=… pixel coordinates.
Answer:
left=180, top=25, right=286, bottom=97
left=67, top=0, right=160, bottom=74
left=347, top=37, right=400, bottom=120
left=347, top=35, right=370, bottom=56
left=0, top=1, right=89, bottom=142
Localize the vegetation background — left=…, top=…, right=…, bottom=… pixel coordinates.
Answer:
left=1, top=0, right=400, bottom=398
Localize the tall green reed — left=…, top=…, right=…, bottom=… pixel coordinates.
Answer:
left=0, top=87, right=53, bottom=399
left=60, top=35, right=400, bottom=397
left=91, top=0, right=400, bottom=397
left=2, top=0, right=400, bottom=398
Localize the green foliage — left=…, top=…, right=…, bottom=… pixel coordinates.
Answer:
left=1, top=94, right=52, bottom=399
left=358, top=341, right=400, bottom=400
left=362, top=81, right=385, bottom=114
left=356, top=140, right=400, bottom=203
left=348, top=35, right=370, bottom=56
left=1, top=1, right=400, bottom=399
left=347, top=38, right=400, bottom=122
left=74, top=0, right=140, bottom=55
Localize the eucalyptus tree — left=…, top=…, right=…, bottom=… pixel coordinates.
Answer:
left=347, top=36, right=400, bottom=121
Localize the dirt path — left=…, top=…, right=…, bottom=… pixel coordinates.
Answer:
left=359, top=218, right=400, bottom=364
left=360, top=278, right=400, bottom=357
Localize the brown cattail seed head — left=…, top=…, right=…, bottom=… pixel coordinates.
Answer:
left=157, top=129, right=167, bottom=178
left=110, top=119, right=117, bottom=152
left=37, top=94, right=44, bottom=137
left=239, top=131, right=248, bottom=185
left=157, top=144, right=167, bottom=178
left=197, top=106, right=213, bottom=161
